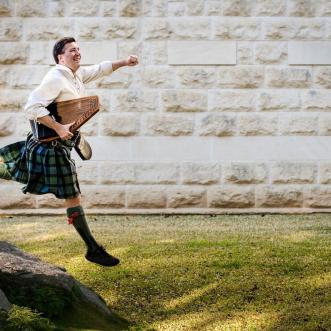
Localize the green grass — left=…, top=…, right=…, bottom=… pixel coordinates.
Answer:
left=0, top=214, right=330, bottom=331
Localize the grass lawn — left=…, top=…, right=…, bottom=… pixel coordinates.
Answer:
left=0, top=213, right=330, bottom=331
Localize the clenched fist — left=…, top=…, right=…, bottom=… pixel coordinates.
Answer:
left=126, top=55, right=138, bottom=66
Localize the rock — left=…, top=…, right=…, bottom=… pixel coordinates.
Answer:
left=0, top=288, right=11, bottom=312
left=0, top=241, right=111, bottom=318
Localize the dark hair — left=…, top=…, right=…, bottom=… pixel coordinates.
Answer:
left=53, top=37, right=76, bottom=64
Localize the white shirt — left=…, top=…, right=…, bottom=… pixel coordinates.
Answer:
left=24, top=61, right=113, bottom=120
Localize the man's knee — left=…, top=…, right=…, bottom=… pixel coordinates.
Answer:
left=65, top=195, right=81, bottom=208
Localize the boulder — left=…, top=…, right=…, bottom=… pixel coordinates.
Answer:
left=0, top=241, right=111, bottom=318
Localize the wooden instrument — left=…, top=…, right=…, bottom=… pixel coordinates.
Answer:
left=30, top=96, right=99, bottom=142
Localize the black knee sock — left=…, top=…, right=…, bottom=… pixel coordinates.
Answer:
left=66, top=205, right=99, bottom=251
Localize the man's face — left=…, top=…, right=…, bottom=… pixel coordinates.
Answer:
left=58, top=42, right=81, bottom=72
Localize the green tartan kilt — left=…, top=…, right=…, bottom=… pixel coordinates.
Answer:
left=0, top=133, right=80, bottom=199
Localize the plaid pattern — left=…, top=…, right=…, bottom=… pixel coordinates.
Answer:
left=0, top=133, right=80, bottom=199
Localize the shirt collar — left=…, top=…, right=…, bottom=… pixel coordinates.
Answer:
left=55, top=64, right=78, bottom=78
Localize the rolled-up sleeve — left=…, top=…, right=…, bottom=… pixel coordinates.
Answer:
left=79, top=61, right=113, bottom=84
left=24, top=74, right=62, bottom=121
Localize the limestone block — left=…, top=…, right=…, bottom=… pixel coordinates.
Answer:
left=77, top=18, right=137, bottom=40
left=271, top=162, right=316, bottom=184
left=127, top=186, right=166, bottom=208
left=66, top=0, right=99, bottom=16
left=142, top=18, right=170, bottom=40
left=213, top=18, right=261, bottom=40
left=197, top=113, right=236, bottom=136
left=177, top=67, right=217, bottom=88
left=28, top=41, right=53, bottom=65
left=119, top=0, right=141, bottom=16
left=294, top=19, right=325, bottom=40
left=99, top=162, right=135, bottom=184
left=168, top=41, right=236, bottom=65
left=167, top=187, right=207, bottom=208
left=142, top=66, right=175, bottom=88
left=25, top=18, right=74, bottom=41
left=223, top=162, right=267, bottom=184
left=238, top=114, right=278, bottom=136
left=162, top=90, right=207, bottom=112
left=134, top=163, right=179, bottom=184
left=181, top=162, right=220, bottom=185
left=14, top=113, right=30, bottom=136
left=36, top=194, right=64, bottom=209
left=205, top=1, right=222, bottom=16
left=249, top=0, right=286, bottom=16
left=258, top=90, right=301, bottom=111
left=314, top=0, right=331, bottom=16
left=263, top=19, right=297, bottom=40
left=16, top=0, right=47, bottom=16
left=289, top=42, right=331, bottom=65
left=101, top=1, right=117, bottom=16
left=256, top=186, right=303, bottom=207
left=142, top=114, right=193, bottom=136
left=319, top=163, right=331, bottom=184
left=186, top=0, right=204, bottom=15
left=0, top=114, right=14, bottom=136
left=0, top=90, right=29, bottom=112
left=209, top=90, right=256, bottom=112
left=79, top=42, right=117, bottom=65
left=96, top=69, right=133, bottom=89
left=287, top=0, right=312, bottom=16
left=237, top=42, right=254, bottom=64
left=112, top=90, right=158, bottom=113
left=302, top=90, right=331, bottom=111
left=266, top=67, right=311, bottom=88
left=0, top=20, right=22, bottom=41
left=169, top=18, right=210, bottom=40
left=0, top=288, right=11, bottom=312
left=100, top=114, right=139, bottom=136
left=48, top=1, right=65, bottom=17
left=79, top=117, right=98, bottom=136
left=82, top=186, right=125, bottom=208
left=313, top=67, right=331, bottom=88
left=0, top=0, right=12, bottom=16
left=104, top=19, right=138, bottom=39
left=0, top=67, right=9, bottom=87
left=304, top=186, right=331, bottom=207
left=0, top=186, right=36, bottom=209
left=222, top=0, right=248, bottom=16
left=142, top=0, right=167, bottom=17
left=145, top=41, right=168, bottom=65
left=131, top=137, right=210, bottom=162
left=75, top=162, right=99, bottom=185
left=219, top=67, right=264, bottom=88
left=7, top=65, right=49, bottom=88
left=279, top=114, right=318, bottom=135
left=208, top=186, right=255, bottom=208
left=319, top=114, right=331, bottom=135
left=168, top=2, right=186, bottom=16
left=255, top=42, right=287, bottom=64
left=118, top=41, right=143, bottom=63
left=0, top=43, right=27, bottom=64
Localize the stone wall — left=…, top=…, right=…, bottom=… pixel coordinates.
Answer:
left=1, top=0, right=331, bottom=213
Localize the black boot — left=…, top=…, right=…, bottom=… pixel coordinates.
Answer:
left=66, top=206, right=120, bottom=267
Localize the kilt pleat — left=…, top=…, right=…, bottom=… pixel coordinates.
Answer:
left=0, top=133, right=80, bottom=199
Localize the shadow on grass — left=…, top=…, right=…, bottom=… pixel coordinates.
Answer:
left=54, top=302, right=132, bottom=331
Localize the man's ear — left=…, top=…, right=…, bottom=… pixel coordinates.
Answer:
left=57, top=54, right=63, bottom=63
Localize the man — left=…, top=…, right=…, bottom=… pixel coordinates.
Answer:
left=0, top=37, right=138, bottom=267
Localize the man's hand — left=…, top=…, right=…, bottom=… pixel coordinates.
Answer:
left=126, top=55, right=138, bottom=66
left=56, top=122, right=74, bottom=141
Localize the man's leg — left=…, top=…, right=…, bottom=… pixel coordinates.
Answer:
left=65, top=195, right=120, bottom=267
left=0, top=158, right=11, bottom=180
